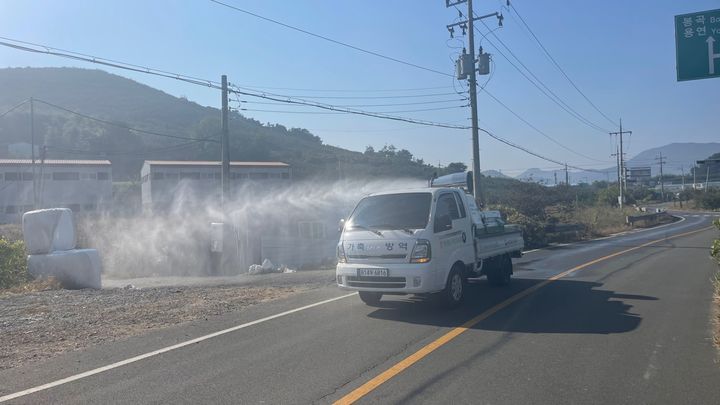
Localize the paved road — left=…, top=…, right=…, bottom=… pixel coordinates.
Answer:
left=1, top=212, right=719, bottom=404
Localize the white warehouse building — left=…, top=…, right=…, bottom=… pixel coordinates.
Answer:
left=0, top=159, right=112, bottom=224
left=140, top=160, right=291, bottom=212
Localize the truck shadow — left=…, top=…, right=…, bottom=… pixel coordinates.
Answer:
left=366, top=278, right=656, bottom=335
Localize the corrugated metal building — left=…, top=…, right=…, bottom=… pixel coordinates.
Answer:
left=0, top=159, right=112, bottom=223
left=140, top=160, right=291, bottom=212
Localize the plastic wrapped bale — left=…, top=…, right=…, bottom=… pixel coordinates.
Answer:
left=22, top=208, right=77, bottom=254
left=27, top=249, right=102, bottom=289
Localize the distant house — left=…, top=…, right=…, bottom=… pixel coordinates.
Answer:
left=140, top=160, right=291, bottom=213
left=0, top=159, right=112, bottom=223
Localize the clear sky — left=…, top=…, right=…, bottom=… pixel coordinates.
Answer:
left=1, top=0, right=718, bottom=176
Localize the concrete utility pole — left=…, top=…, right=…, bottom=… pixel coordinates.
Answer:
left=609, top=118, right=631, bottom=209
left=30, top=97, right=37, bottom=210
left=554, top=171, right=557, bottom=186
left=445, top=0, right=500, bottom=207
left=656, top=152, right=666, bottom=201
left=220, top=75, right=230, bottom=215
left=611, top=145, right=622, bottom=208
left=706, top=166, right=711, bottom=192
left=564, top=163, right=569, bottom=185
left=466, top=0, right=482, bottom=206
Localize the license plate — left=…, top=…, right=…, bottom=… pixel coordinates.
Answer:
left=357, top=268, right=389, bottom=277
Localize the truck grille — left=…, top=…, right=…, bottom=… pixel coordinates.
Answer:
left=347, top=276, right=406, bottom=289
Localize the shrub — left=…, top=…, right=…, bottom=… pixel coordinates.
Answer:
left=712, top=219, right=720, bottom=264
left=0, top=238, right=29, bottom=289
left=491, top=205, right=547, bottom=249
left=697, top=189, right=720, bottom=210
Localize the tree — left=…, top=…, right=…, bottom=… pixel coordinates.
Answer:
left=445, top=162, right=467, bottom=174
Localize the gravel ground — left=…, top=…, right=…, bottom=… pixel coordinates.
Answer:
left=0, top=271, right=335, bottom=370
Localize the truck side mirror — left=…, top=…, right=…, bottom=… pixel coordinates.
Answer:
left=338, top=218, right=346, bottom=231
left=434, top=214, right=452, bottom=233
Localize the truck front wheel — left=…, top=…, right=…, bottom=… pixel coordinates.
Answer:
left=359, top=291, right=382, bottom=306
left=439, top=265, right=466, bottom=308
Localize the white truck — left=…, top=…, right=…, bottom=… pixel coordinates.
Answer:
left=336, top=172, right=524, bottom=308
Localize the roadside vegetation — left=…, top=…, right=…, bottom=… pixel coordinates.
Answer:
left=711, top=219, right=720, bottom=348
left=0, top=236, right=29, bottom=290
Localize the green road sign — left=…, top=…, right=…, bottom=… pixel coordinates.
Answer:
left=675, top=9, right=720, bottom=81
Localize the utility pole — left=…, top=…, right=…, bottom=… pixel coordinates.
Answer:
left=656, top=152, right=666, bottom=201
left=693, top=164, right=697, bottom=189
left=611, top=145, right=622, bottom=208
left=220, top=75, right=230, bottom=216
left=681, top=165, right=685, bottom=190
left=445, top=1, right=501, bottom=207
left=564, top=163, right=569, bottom=185
left=706, top=166, right=711, bottom=192
left=609, top=118, right=631, bottom=209
left=466, top=0, right=482, bottom=206
left=554, top=171, right=557, bottom=186
left=30, top=97, right=37, bottom=210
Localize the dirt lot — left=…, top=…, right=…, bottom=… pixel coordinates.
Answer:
left=0, top=273, right=332, bottom=370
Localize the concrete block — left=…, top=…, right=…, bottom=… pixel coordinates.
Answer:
left=28, top=249, right=102, bottom=289
left=22, top=208, right=76, bottom=254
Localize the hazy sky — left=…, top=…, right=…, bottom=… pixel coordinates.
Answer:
left=1, top=0, right=718, bottom=176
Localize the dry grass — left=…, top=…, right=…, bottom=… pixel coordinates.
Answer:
left=569, top=206, right=635, bottom=237
left=0, top=276, right=62, bottom=296
left=0, top=224, right=23, bottom=242
left=713, top=273, right=720, bottom=349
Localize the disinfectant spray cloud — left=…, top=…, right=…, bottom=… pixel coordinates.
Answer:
left=81, top=177, right=425, bottom=278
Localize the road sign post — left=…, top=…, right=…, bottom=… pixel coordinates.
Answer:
left=675, top=9, right=720, bottom=81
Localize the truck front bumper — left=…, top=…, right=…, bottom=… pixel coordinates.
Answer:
left=336, top=262, right=439, bottom=294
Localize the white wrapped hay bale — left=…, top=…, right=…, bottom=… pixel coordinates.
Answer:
left=22, top=208, right=77, bottom=254
left=28, top=249, right=102, bottom=289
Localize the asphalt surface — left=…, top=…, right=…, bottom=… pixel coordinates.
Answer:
left=1, top=211, right=719, bottom=404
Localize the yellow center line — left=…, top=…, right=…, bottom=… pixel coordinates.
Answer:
left=334, top=225, right=714, bottom=404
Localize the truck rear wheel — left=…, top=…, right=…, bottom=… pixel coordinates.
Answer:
left=359, top=291, right=382, bottom=306
left=487, top=254, right=512, bottom=286
left=439, top=265, right=465, bottom=309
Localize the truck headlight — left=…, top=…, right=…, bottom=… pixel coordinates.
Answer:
left=410, top=239, right=431, bottom=263
left=337, top=243, right=347, bottom=263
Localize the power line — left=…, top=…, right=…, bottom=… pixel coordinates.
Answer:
left=228, top=85, right=470, bottom=129
left=474, top=19, right=611, bottom=134
left=238, top=98, right=467, bottom=108
left=483, top=89, right=611, bottom=163
left=208, top=0, right=453, bottom=77
left=0, top=37, right=220, bottom=89
left=0, top=37, right=470, bottom=131
left=0, top=99, right=29, bottom=118
left=33, top=99, right=219, bottom=143
left=238, top=105, right=467, bottom=115
left=234, top=84, right=454, bottom=93
left=479, top=127, right=606, bottom=173
left=507, top=1, right=619, bottom=128
left=231, top=88, right=462, bottom=99
left=2, top=35, right=607, bottom=169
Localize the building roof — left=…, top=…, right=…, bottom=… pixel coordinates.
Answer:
left=144, top=160, right=289, bottom=167
left=0, top=159, right=111, bottom=166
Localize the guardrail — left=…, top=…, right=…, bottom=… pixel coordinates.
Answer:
left=626, top=211, right=671, bottom=227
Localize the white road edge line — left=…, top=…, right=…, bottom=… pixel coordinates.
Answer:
left=0, top=292, right=358, bottom=403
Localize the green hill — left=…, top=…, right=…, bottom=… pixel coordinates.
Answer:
left=0, top=67, right=461, bottom=181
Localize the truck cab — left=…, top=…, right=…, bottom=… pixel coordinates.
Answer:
left=336, top=175, right=523, bottom=308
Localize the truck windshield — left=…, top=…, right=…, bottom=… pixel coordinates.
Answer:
left=347, top=192, right=432, bottom=231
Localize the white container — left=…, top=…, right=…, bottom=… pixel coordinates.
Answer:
left=28, top=249, right=102, bottom=289
left=22, top=208, right=77, bottom=254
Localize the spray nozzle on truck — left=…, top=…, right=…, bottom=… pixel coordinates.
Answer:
left=336, top=171, right=523, bottom=308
